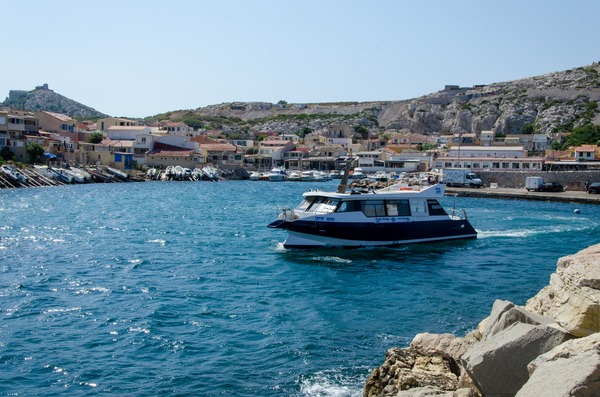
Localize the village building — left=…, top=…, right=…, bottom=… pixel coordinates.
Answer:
left=200, top=142, right=242, bottom=169
left=435, top=146, right=544, bottom=171
left=34, top=111, right=78, bottom=141
left=146, top=142, right=203, bottom=169
left=257, top=139, right=296, bottom=167
left=324, top=124, right=353, bottom=147
left=106, top=125, right=151, bottom=140
left=300, top=144, right=346, bottom=171
left=282, top=147, right=310, bottom=170
left=0, top=111, right=28, bottom=161
left=159, top=122, right=195, bottom=137
left=96, top=117, right=139, bottom=132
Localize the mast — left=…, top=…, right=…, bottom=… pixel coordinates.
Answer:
left=337, top=152, right=355, bottom=193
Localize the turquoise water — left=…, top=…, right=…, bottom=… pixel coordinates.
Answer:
left=1, top=180, right=599, bottom=396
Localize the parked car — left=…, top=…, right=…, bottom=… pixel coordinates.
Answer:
left=587, top=182, right=600, bottom=194
left=539, top=182, right=564, bottom=192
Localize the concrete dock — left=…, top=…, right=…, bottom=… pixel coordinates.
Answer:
left=446, top=187, right=600, bottom=205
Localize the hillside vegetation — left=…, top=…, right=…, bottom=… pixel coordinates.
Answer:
left=151, top=64, right=600, bottom=139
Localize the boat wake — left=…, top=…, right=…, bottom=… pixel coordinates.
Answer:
left=477, top=223, right=594, bottom=239
left=297, top=368, right=365, bottom=397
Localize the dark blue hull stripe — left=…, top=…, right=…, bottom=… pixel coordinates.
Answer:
left=268, top=219, right=477, bottom=244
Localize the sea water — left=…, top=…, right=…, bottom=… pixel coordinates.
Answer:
left=1, top=180, right=599, bottom=396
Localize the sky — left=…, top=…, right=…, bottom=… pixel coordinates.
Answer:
left=3, top=0, right=599, bottom=118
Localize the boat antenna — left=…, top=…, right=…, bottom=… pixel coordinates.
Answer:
left=337, top=150, right=355, bottom=193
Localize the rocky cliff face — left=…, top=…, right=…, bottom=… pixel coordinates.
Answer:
left=2, top=84, right=107, bottom=119
left=178, top=63, right=600, bottom=136
left=363, top=244, right=600, bottom=397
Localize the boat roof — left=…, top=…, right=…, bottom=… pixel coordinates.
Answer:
left=302, top=183, right=446, bottom=200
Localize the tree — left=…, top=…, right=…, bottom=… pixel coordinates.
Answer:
left=564, top=124, right=600, bottom=147
left=87, top=132, right=104, bottom=144
left=550, top=141, right=563, bottom=151
left=521, top=123, right=536, bottom=134
left=0, top=147, right=15, bottom=162
left=299, top=126, right=312, bottom=138
left=354, top=125, right=369, bottom=140
left=26, top=143, right=45, bottom=163
left=421, top=143, right=434, bottom=152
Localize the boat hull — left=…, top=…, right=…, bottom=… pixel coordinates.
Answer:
left=268, top=218, right=477, bottom=248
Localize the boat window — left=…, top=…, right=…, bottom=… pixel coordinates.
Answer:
left=336, top=200, right=361, bottom=213
left=305, top=196, right=326, bottom=211
left=427, top=199, right=447, bottom=216
left=385, top=199, right=411, bottom=216
left=410, top=199, right=428, bottom=216
left=310, top=197, right=340, bottom=214
left=361, top=200, right=386, bottom=217
left=296, top=197, right=316, bottom=211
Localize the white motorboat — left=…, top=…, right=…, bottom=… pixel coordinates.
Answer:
left=105, top=166, right=129, bottom=180
left=267, top=167, right=288, bottom=182
left=249, top=171, right=262, bottom=181
left=268, top=182, right=477, bottom=248
left=202, top=165, right=220, bottom=181
left=329, top=170, right=341, bottom=179
left=288, top=171, right=301, bottom=181
left=1, top=164, right=28, bottom=184
left=300, top=170, right=315, bottom=182
left=350, top=167, right=367, bottom=179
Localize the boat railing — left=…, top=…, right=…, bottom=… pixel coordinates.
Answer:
left=278, top=207, right=297, bottom=221
left=449, top=208, right=468, bottom=221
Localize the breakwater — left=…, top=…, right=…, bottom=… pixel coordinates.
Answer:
left=363, top=243, right=600, bottom=397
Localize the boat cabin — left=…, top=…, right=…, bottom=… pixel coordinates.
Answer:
left=294, top=194, right=448, bottom=219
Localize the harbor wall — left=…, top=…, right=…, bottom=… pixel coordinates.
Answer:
left=476, top=170, right=600, bottom=191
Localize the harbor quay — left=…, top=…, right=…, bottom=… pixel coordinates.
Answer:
left=446, top=186, right=600, bottom=205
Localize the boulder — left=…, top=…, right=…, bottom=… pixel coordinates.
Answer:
left=363, top=347, right=461, bottom=397
left=481, top=300, right=555, bottom=340
left=410, top=331, right=481, bottom=363
left=515, top=349, right=600, bottom=397
left=461, top=322, right=574, bottom=397
left=527, top=332, right=600, bottom=374
left=525, top=244, right=600, bottom=337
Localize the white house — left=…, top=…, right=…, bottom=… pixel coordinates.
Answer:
left=107, top=126, right=151, bottom=140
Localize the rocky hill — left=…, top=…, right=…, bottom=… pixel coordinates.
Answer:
left=157, top=63, right=600, bottom=137
left=2, top=84, right=108, bottom=119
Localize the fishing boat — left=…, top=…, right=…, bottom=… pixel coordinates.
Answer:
left=288, top=171, right=301, bottom=181
left=249, top=171, right=262, bottom=181
left=329, top=170, right=341, bottom=179
left=1, top=164, right=28, bottom=184
left=268, top=167, right=477, bottom=248
left=202, top=165, right=220, bottom=181
left=105, top=166, right=129, bottom=180
left=350, top=167, right=367, bottom=179
left=300, top=170, right=316, bottom=182
left=267, top=167, right=288, bottom=182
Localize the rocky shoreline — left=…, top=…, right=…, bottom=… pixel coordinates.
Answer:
left=363, top=243, right=600, bottom=397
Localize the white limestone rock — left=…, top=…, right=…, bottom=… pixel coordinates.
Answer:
left=525, top=244, right=600, bottom=337
left=515, top=349, right=600, bottom=397
left=461, top=322, right=574, bottom=397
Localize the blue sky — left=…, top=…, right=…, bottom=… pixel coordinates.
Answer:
left=3, top=0, right=598, bottom=118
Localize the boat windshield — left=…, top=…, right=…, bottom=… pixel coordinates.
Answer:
left=302, top=196, right=340, bottom=214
